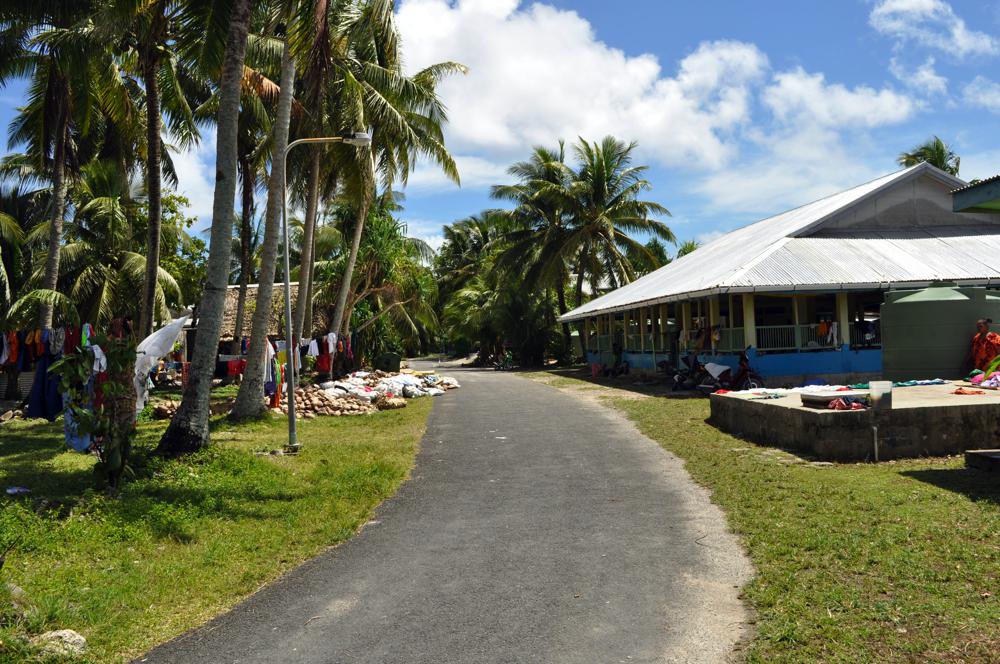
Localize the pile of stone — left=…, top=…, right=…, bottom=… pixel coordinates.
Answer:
left=275, top=384, right=376, bottom=418
left=0, top=408, right=22, bottom=424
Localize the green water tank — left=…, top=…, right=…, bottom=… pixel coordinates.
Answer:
left=881, top=285, right=1000, bottom=380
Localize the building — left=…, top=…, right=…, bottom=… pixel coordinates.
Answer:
left=558, top=163, right=1000, bottom=385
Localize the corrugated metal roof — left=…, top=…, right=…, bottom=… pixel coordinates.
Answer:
left=952, top=173, right=1000, bottom=193
left=733, top=228, right=1000, bottom=287
left=559, top=163, right=969, bottom=321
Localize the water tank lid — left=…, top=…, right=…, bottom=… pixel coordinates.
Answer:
left=893, top=287, right=970, bottom=303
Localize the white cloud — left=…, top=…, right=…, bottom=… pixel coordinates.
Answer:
left=394, top=0, right=921, bottom=226
left=396, top=0, right=768, bottom=176
left=870, top=0, right=998, bottom=57
left=399, top=217, right=446, bottom=252
left=963, top=75, right=1000, bottom=112
left=694, top=123, right=885, bottom=215
left=764, top=68, right=915, bottom=128
left=889, top=56, right=948, bottom=95
left=405, top=154, right=508, bottom=192
left=167, top=129, right=217, bottom=232
left=696, top=69, right=916, bottom=214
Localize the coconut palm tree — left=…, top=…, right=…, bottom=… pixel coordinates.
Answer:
left=42, top=160, right=181, bottom=325
left=230, top=15, right=298, bottom=421
left=93, top=0, right=207, bottom=337
left=897, top=135, right=960, bottom=176
left=491, top=143, right=575, bottom=351
left=230, top=93, right=271, bottom=353
left=676, top=239, right=700, bottom=258
left=1, top=1, right=136, bottom=327
left=327, top=0, right=464, bottom=338
left=287, top=0, right=353, bottom=341
left=158, top=0, right=254, bottom=455
left=0, top=192, right=26, bottom=310
left=557, top=137, right=674, bottom=307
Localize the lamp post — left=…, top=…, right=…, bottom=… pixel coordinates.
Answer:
left=281, top=132, right=372, bottom=451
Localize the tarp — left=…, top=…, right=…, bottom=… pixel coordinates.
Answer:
left=134, top=315, right=190, bottom=413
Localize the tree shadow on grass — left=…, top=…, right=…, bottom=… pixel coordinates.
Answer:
left=901, top=468, right=1000, bottom=505
left=0, top=420, right=98, bottom=501
left=109, top=481, right=307, bottom=542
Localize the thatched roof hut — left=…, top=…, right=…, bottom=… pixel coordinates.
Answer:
left=219, top=282, right=322, bottom=339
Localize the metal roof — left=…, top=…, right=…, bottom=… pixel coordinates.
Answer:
left=732, top=228, right=1000, bottom=288
left=952, top=173, right=1000, bottom=194
left=559, top=163, right=970, bottom=322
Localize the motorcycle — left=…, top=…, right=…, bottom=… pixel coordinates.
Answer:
left=494, top=350, right=514, bottom=371
left=696, top=349, right=766, bottom=395
left=671, top=353, right=711, bottom=391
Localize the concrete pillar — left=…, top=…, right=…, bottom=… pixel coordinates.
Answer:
left=640, top=307, right=646, bottom=352
left=742, top=293, right=756, bottom=348
left=792, top=294, right=801, bottom=350
left=836, top=292, right=850, bottom=346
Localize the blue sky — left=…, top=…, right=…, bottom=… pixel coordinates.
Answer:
left=6, top=0, right=1000, bottom=252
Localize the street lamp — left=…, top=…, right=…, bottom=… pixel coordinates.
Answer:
left=281, top=131, right=372, bottom=452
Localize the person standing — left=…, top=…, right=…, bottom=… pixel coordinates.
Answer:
left=970, top=318, right=1000, bottom=371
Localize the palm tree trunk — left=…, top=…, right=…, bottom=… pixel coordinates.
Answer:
left=39, top=103, right=69, bottom=329
left=231, top=39, right=295, bottom=421
left=556, top=277, right=571, bottom=352
left=574, top=249, right=587, bottom=309
left=292, top=149, right=320, bottom=340
left=157, top=0, right=251, bottom=455
left=139, top=51, right=163, bottom=338
left=330, top=147, right=374, bottom=336
left=303, top=225, right=317, bottom=335
left=231, top=155, right=254, bottom=354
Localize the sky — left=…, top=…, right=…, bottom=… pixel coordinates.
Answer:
left=6, top=0, right=1000, bottom=253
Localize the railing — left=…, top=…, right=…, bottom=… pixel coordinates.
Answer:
left=798, top=324, right=840, bottom=349
left=756, top=325, right=797, bottom=351
left=587, top=334, right=611, bottom=352
left=849, top=324, right=881, bottom=348
left=717, top=328, right=746, bottom=352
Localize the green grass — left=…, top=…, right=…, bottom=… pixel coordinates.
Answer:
left=526, top=370, right=1000, bottom=663
left=0, top=395, right=432, bottom=663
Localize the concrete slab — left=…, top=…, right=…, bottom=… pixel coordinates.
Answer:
left=966, top=449, right=1000, bottom=471
left=710, top=381, right=1000, bottom=460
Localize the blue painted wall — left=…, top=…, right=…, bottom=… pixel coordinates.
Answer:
left=587, top=345, right=883, bottom=381
left=695, top=345, right=882, bottom=378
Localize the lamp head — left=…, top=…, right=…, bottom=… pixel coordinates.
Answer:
left=342, top=131, right=372, bottom=147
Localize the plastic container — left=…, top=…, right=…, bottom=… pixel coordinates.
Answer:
left=869, top=380, right=893, bottom=410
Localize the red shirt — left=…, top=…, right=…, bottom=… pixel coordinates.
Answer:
left=972, top=331, right=1000, bottom=371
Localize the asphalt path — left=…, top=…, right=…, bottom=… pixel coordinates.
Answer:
left=139, top=366, right=752, bottom=664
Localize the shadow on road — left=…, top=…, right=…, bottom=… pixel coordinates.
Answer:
left=522, top=365, right=707, bottom=401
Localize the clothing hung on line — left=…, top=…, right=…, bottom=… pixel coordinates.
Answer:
left=26, top=333, right=63, bottom=422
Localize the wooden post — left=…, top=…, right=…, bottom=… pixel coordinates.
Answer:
left=742, top=293, right=756, bottom=348
left=836, top=292, right=850, bottom=347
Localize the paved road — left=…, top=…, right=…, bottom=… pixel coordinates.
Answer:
left=140, top=367, right=752, bottom=664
